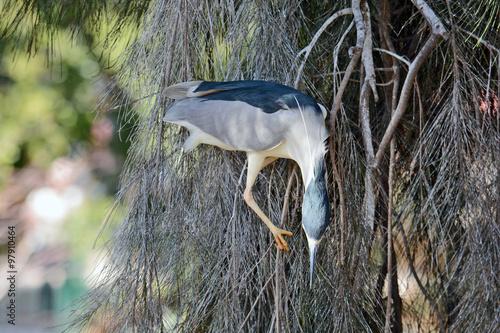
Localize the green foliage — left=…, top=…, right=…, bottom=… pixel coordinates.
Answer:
left=0, top=36, right=101, bottom=186
left=0, top=0, right=149, bottom=59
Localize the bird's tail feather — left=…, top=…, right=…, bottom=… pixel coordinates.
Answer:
left=163, top=81, right=202, bottom=100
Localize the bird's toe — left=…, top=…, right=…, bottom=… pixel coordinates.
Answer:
left=273, top=229, right=292, bottom=252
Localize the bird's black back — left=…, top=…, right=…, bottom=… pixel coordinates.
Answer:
left=194, top=80, right=322, bottom=114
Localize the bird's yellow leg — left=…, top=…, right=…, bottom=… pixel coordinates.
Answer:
left=243, top=188, right=292, bottom=251
left=261, top=156, right=278, bottom=170
left=244, top=153, right=292, bottom=251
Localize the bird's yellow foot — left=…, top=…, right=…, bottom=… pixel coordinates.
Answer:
left=272, top=228, right=293, bottom=252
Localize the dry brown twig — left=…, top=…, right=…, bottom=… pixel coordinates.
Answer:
left=329, top=119, right=347, bottom=266
left=294, top=8, right=353, bottom=88
left=353, top=0, right=377, bottom=231
left=374, top=0, right=448, bottom=168
left=377, top=3, right=402, bottom=329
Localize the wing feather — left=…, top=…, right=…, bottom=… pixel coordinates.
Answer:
left=164, top=98, right=296, bottom=152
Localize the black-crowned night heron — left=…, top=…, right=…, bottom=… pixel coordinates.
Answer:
left=163, top=80, right=329, bottom=286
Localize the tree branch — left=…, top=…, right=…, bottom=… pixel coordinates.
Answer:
left=280, top=164, right=298, bottom=226
left=374, top=0, right=448, bottom=168
left=331, top=44, right=361, bottom=116
left=329, top=115, right=348, bottom=265
left=329, top=20, right=355, bottom=115
left=373, top=48, right=411, bottom=67
left=412, top=0, right=448, bottom=37
left=377, top=3, right=402, bottom=327
left=384, top=135, right=396, bottom=333
left=360, top=1, right=378, bottom=102
left=353, top=0, right=377, bottom=229
left=237, top=272, right=275, bottom=333
left=330, top=0, right=366, bottom=117
left=293, top=8, right=353, bottom=88
left=443, top=20, right=499, bottom=54
left=360, top=78, right=376, bottom=230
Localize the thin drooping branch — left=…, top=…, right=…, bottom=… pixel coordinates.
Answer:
left=280, top=164, right=298, bottom=226
left=359, top=1, right=378, bottom=102
left=443, top=18, right=500, bottom=126
left=183, top=0, right=192, bottom=81
left=377, top=4, right=402, bottom=328
left=275, top=246, right=282, bottom=333
left=237, top=272, right=275, bottom=333
left=328, top=16, right=354, bottom=263
left=102, top=92, right=159, bottom=112
left=347, top=0, right=378, bottom=290
left=329, top=121, right=348, bottom=266
left=332, top=20, right=355, bottom=75
left=443, top=20, right=499, bottom=54
left=384, top=138, right=396, bottom=333
left=374, top=0, right=448, bottom=168
left=329, top=19, right=354, bottom=116
left=293, top=8, right=353, bottom=88
left=353, top=0, right=376, bottom=230
left=373, top=48, right=411, bottom=67
left=157, top=1, right=181, bottom=163
left=331, top=43, right=361, bottom=116
left=330, top=0, right=366, bottom=117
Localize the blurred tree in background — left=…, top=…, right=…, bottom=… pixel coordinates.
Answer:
left=0, top=1, right=135, bottom=329
left=0, top=39, right=96, bottom=184
left=1, top=0, right=499, bottom=332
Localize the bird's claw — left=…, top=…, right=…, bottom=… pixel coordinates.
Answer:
left=273, top=228, right=293, bottom=252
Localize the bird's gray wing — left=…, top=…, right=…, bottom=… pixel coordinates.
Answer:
left=164, top=98, right=296, bottom=152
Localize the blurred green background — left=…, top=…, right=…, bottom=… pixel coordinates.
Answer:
left=0, top=24, right=132, bottom=331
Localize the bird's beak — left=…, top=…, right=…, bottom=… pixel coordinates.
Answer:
left=308, top=238, right=319, bottom=288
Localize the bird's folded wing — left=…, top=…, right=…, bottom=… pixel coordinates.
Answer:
left=164, top=98, right=296, bottom=152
